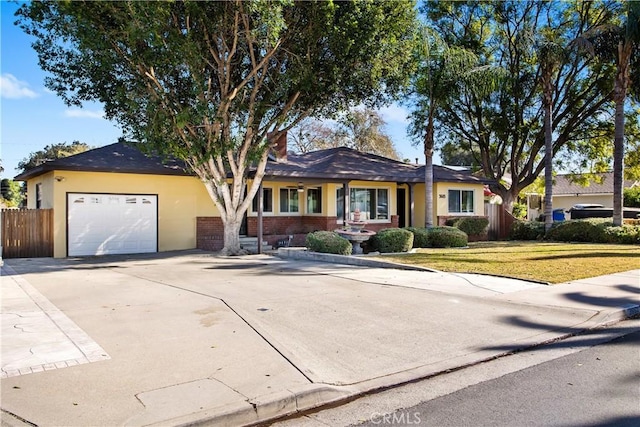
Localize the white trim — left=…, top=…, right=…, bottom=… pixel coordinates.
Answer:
left=249, top=187, right=274, bottom=216
left=278, top=187, right=301, bottom=216
left=447, top=188, right=476, bottom=215
left=305, top=187, right=323, bottom=215
left=346, top=186, right=391, bottom=221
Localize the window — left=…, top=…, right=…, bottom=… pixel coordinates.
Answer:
left=307, top=188, right=322, bottom=214
left=252, top=188, right=273, bottom=213
left=376, top=189, right=388, bottom=219
left=448, top=189, right=474, bottom=213
left=336, top=187, right=389, bottom=220
left=279, top=188, right=299, bottom=213
left=35, top=183, right=42, bottom=209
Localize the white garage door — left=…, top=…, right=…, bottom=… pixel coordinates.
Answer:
left=68, top=193, right=158, bottom=256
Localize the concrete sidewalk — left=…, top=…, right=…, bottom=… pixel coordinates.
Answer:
left=1, top=251, right=638, bottom=427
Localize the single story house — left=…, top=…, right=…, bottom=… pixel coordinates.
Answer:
left=16, top=137, right=490, bottom=258
left=552, top=173, right=639, bottom=218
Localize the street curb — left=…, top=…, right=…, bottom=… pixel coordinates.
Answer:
left=172, top=304, right=639, bottom=427
left=275, top=247, right=438, bottom=272
left=276, top=247, right=554, bottom=286
left=141, top=384, right=353, bottom=427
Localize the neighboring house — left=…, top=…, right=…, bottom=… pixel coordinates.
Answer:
left=16, top=138, right=489, bottom=258
left=552, top=173, right=639, bottom=218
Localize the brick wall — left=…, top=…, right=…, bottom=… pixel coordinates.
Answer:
left=246, top=216, right=338, bottom=236
left=196, top=215, right=401, bottom=251
left=196, top=217, right=225, bottom=251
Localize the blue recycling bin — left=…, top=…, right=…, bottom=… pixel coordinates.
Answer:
left=553, top=208, right=565, bottom=222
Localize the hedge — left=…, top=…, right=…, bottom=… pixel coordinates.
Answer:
left=370, top=228, right=414, bottom=253
left=546, top=218, right=610, bottom=243
left=403, top=227, right=430, bottom=248
left=509, top=221, right=546, bottom=240
left=546, top=219, right=640, bottom=244
left=445, top=217, right=489, bottom=236
left=305, top=231, right=352, bottom=255
left=602, top=225, right=640, bottom=244
left=427, top=226, right=468, bottom=248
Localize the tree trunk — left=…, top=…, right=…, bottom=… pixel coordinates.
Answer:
left=543, top=80, right=554, bottom=233
left=612, top=41, right=630, bottom=227
left=221, top=215, right=245, bottom=256
left=500, top=188, right=520, bottom=217
left=425, top=152, right=434, bottom=228
left=612, top=96, right=625, bottom=227
left=424, top=118, right=434, bottom=228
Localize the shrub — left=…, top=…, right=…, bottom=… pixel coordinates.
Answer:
left=603, top=225, right=640, bottom=244
left=445, top=217, right=490, bottom=236
left=404, top=227, right=430, bottom=248
left=305, top=231, right=352, bottom=255
left=624, top=187, right=640, bottom=208
left=509, top=221, right=545, bottom=240
left=546, top=219, right=611, bottom=243
left=543, top=219, right=640, bottom=244
left=512, top=203, right=528, bottom=220
left=371, top=228, right=414, bottom=253
left=427, top=226, right=468, bottom=248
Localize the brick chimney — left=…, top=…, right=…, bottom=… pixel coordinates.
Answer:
left=268, top=131, right=288, bottom=162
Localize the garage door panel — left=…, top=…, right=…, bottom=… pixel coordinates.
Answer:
left=68, top=193, right=157, bottom=256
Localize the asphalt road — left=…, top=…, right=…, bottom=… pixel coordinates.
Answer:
left=359, top=331, right=640, bottom=427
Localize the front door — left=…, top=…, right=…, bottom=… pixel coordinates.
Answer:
left=397, top=188, right=407, bottom=228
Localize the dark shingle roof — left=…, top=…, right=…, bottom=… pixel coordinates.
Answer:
left=265, top=147, right=421, bottom=182
left=265, top=147, right=488, bottom=184
left=14, top=142, right=190, bottom=181
left=16, top=142, right=488, bottom=185
left=553, top=173, right=638, bottom=195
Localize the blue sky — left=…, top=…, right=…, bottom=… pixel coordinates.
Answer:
left=1, top=2, right=424, bottom=180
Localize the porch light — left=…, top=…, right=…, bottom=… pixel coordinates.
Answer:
left=297, top=182, right=304, bottom=192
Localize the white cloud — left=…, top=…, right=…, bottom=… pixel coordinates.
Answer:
left=378, top=104, right=410, bottom=125
left=64, top=109, right=105, bottom=119
left=0, top=74, right=38, bottom=99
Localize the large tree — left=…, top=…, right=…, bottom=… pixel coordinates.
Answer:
left=317, top=108, right=401, bottom=159
left=0, top=179, right=24, bottom=207
left=568, top=0, right=640, bottom=225
left=17, top=141, right=92, bottom=174
left=288, top=119, right=335, bottom=154
left=422, top=0, right=633, bottom=210
left=606, top=0, right=639, bottom=225
left=17, top=0, right=416, bottom=254
left=538, top=35, right=565, bottom=232
left=408, top=27, right=499, bottom=227
left=290, top=108, right=401, bottom=159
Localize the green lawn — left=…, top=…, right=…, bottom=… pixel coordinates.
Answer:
left=376, top=241, right=640, bottom=284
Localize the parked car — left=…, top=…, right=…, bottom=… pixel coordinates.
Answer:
left=567, top=203, right=604, bottom=211
left=568, top=205, right=640, bottom=220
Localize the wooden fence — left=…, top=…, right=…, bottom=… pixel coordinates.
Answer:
left=1, top=209, right=54, bottom=258
left=485, top=203, right=518, bottom=240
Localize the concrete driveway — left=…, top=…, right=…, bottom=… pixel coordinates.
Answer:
left=1, top=251, right=637, bottom=426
